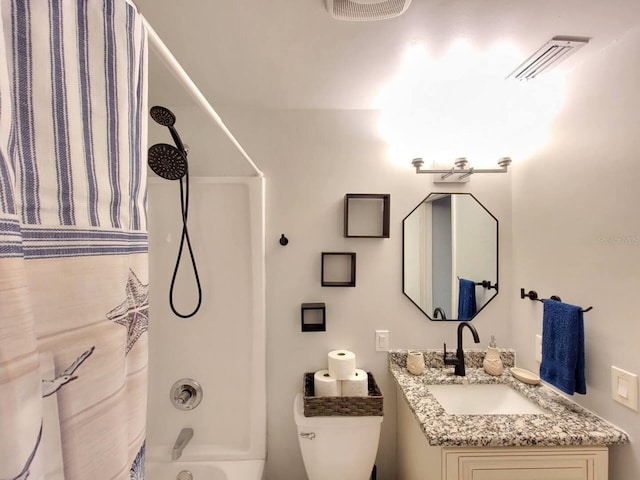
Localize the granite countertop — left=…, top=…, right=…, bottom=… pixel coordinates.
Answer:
left=390, top=349, right=629, bottom=447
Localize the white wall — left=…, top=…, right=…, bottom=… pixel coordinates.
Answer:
left=510, top=25, right=640, bottom=479
left=402, top=203, right=424, bottom=308
left=453, top=195, right=498, bottom=314
left=221, top=108, right=513, bottom=479
left=215, top=27, right=640, bottom=478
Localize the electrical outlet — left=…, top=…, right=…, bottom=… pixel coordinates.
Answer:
left=535, top=335, right=542, bottom=363
left=611, top=366, right=638, bottom=411
left=375, top=330, right=389, bottom=352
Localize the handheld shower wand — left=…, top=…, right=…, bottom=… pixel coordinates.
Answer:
left=147, top=143, right=187, bottom=181
left=150, top=105, right=187, bottom=154
left=148, top=106, right=202, bottom=318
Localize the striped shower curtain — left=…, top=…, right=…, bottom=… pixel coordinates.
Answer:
left=0, top=1, right=148, bottom=479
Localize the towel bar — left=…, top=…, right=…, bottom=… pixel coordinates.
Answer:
left=456, top=276, right=498, bottom=291
left=476, top=280, right=498, bottom=290
left=520, top=288, right=593, bottom=313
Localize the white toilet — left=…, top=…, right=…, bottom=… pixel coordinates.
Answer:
left=293, top=393, right=382, bottom=480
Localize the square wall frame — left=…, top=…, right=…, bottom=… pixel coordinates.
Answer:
left=321, top=252, right=356, bottom=287
left=301, top=303, right=326, bottom=332
left=344, top=193, right=390, bottom=238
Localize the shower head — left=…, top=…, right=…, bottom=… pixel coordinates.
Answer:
left=150, top=105, right=176, bottom=127
left=150, top=105, right=187, bottom=155
left=148, top=143, right=188, bottom=180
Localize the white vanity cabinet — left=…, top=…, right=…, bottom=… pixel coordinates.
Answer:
left=397, top=392, right=608, bottom=480
left=442, top=447, right=607, bottom=480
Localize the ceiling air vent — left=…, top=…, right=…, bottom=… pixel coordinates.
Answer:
left=326, top=0, right=413, bottom=21
left=507, top=36, right=590, bottom=80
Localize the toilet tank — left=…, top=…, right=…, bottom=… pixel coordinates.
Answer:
left=293, top=394, right=382, bottom=480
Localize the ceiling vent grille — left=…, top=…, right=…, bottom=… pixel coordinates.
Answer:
left=507, top=36, right=590, bottom=80
left=326, top=0, right=413, bottom=21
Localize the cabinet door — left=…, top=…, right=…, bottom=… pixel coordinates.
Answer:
left=444, top=447, right=608, bottom=480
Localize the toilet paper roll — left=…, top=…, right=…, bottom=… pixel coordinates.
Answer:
left=327, top=350, right=356, bottom=380
left=314, top=370, right=342, bottom=397
left=341, top=369, right=369, bottom=397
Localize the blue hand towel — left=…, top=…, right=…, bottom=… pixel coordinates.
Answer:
left=539, top=300, right=586, bottom=395
left=457, top=278, right=477, bottom=320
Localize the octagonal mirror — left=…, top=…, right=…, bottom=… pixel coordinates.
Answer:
left=402, top=193, right=498, bottom=321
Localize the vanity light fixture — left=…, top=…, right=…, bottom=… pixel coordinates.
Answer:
left=411, top=157, right=511, bottom=183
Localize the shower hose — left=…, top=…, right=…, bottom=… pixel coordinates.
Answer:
left=169, top=171, right=202, bottom=318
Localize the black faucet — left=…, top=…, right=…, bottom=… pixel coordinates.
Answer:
left=433, top=307, right=447, bottom=320
left=443, top=321, right=480, bottom=376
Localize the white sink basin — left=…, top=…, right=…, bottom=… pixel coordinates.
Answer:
left=427, top=384, right=548, bottom=415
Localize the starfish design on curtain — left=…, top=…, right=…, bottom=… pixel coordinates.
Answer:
left=107, top=269, right=149, bottom=354
left=130, top=442, right=145, bottom=480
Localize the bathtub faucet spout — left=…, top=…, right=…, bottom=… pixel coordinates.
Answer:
left=172, top=428, right=194, bottom=461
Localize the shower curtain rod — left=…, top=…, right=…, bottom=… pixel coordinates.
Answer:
left=143, top=18, right=264, bottom=178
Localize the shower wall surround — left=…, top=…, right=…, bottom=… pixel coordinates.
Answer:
left=146, top=178, right=265, bottom=464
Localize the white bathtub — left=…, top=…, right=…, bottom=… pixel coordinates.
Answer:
left=145, top=460, right=264, bottom=480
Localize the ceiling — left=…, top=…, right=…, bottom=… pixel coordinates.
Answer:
left=134, top=0, right=640, bottom=111
left=134, top=0, right=640, bottom=177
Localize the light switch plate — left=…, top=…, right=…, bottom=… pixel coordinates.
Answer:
left=375, top=330, right=389, bottom=352
left=611, top=366, right=638, bottom=411
left=535, top=335, right=542, bottom=363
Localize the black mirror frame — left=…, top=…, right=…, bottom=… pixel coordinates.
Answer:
left=402, top=192, right=499, bottom=321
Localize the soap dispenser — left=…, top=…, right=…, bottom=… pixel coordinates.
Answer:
left=483, top=335, right=504, bottom=376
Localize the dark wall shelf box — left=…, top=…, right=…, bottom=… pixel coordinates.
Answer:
left=344, top=194, right=390, bottom=238
left=301, top=303, right=326, bottom=332
left=321, top=252, right=356, bottom=287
